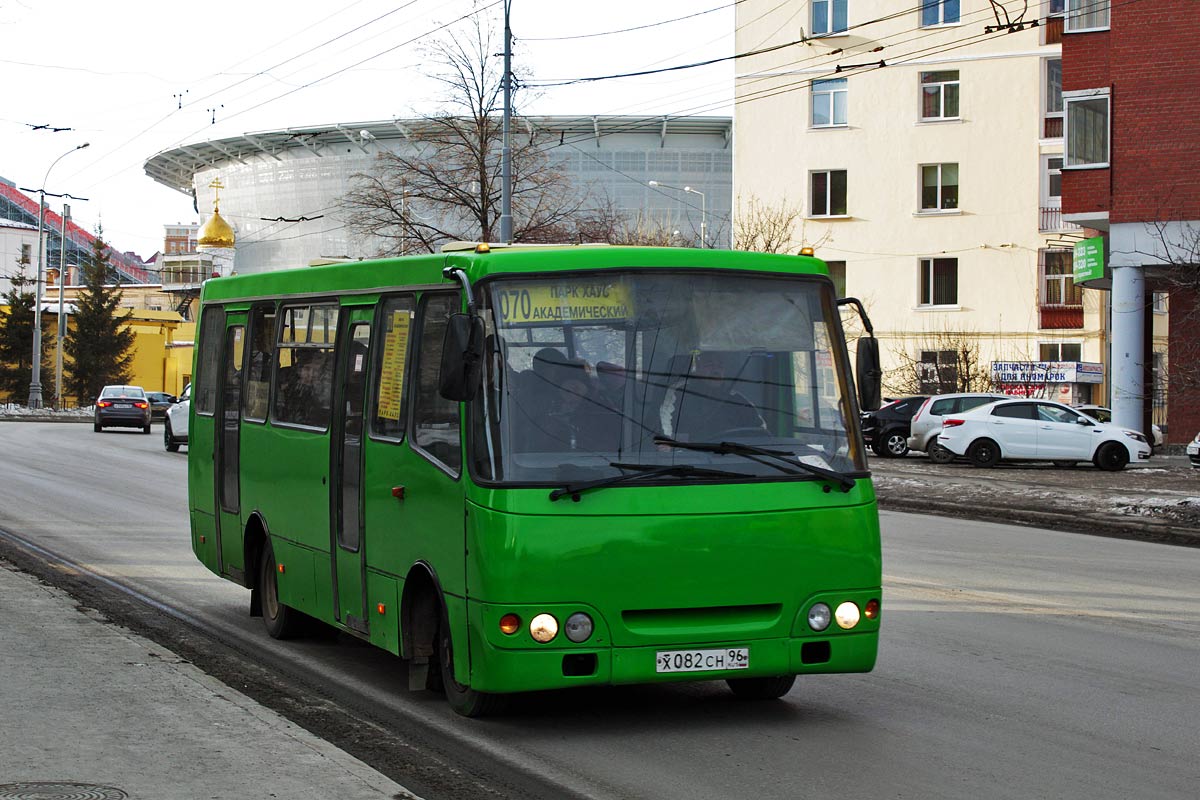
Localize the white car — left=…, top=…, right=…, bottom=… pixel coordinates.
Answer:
left=1187, top=431, right=1199, bottom=469
left=1072, top=404, right=1163, bottom=449
left=163, top=384, right=190, bottom=452
left=937, top=398, right=1152, bottom=471
left=908, top=392, right=1009, bottom=463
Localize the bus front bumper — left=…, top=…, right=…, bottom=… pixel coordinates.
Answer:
left=465, top=629, right=879, bottom=694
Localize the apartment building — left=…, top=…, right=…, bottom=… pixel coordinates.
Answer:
left=734, top=1, right=1114, bottom=403
left=1060, top=0, right=1198, bottom=440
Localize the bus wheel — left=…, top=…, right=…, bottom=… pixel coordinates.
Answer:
left=437, top=611, right=507, bottom=718
left=259, top=538, right=305, bottom=640
left=726, top=675, right=796, bottom=700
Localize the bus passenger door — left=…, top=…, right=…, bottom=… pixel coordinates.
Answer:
left=215, top=320, right=247, bottom=581
left=330, top=308, right=374, bottom=633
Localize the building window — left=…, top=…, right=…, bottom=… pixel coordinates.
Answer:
left=826, top=260, right=846, bottom=297
left=1040, top=250, right=1082, bottom=306
left=1039, top=342, right=1082, bottom=361
left=919, top=350, right=958, bottom=394
left=1044, top=58, right=1063, bottom=137
left=920, top=71, right=959, bottom=120
left=920, top=0, right=960, bottom=27
left=1152, top=292, right=1168, bottom=314
left=1044, top=156, right=1063, bottom=205
left=920, top=163, right=958, bottom=211
left=813, top=0, right=848, bottom=35
left=812, top=78, right=848, bottom=127
left=1064, top=90, right=1109, bottom=167
left=20, top=243, right=32, bottom=265
left=1048, top=0, right=1065, bottom=14
left=1065, top=0, right=1109, bottom=32
left=919, top=257, right=958, bottom=306
left=810, top=170, right=848, bottom=217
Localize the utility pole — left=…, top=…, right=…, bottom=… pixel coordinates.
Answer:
left=55, top=203, right=71, bottom=410
left=26, top=142, right=89, bottom=408
left=499, top=0, right=513, bottom=244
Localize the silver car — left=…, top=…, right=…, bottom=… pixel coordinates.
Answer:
left=908, top=392, right=1009, bottom=463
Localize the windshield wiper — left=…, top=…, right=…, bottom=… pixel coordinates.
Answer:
left=549, top=462, right=752, bottom=502
left=653, top=436, right=856, bottom=493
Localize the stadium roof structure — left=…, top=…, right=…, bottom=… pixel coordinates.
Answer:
left=143, top=115, right=733, bottom=195
left=0, top=181, right=151, bottom=283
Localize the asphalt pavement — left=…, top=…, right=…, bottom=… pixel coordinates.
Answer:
left=0, top=556, right=417, bottom=800
left=0, top=413, right=1194, bottom=800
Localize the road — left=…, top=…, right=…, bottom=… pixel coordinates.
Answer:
left=1, top=422, right=1197, bottom=800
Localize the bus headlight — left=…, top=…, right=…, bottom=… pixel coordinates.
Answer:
left=529, top=613, right=559, bottom=643
left=835, top=601, right=861, bottom=629
left=564, top=612, right=594, bottom=643
left=808, top=603, right=832, bottom=632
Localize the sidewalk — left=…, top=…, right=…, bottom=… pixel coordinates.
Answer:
left=0, top=560, right=415, bottom=800
left=870, top=453, right=1200, bottom=547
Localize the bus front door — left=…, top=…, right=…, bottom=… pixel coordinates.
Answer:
left=330, top=309, right=373, bottom=633
left=215, top=320, right=246, bottom=582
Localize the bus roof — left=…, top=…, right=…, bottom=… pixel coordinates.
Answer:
left=198, top=246, right=829, bottom=304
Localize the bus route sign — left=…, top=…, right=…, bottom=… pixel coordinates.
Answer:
left=496, top=280, right=631, bottom=325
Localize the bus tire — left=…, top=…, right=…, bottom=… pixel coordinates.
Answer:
left=259, top=537, right=305, bottom=640
left=437, top=608, right=508, bottom=718
left=726, top=675, right=796, bottom=700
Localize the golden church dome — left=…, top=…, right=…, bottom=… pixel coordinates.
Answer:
left=198, top=204, right=235, bottom=248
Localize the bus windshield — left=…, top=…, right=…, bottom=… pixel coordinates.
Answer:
left=476, top=270, right=864, bottom=485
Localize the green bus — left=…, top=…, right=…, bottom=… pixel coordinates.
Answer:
left=188, top=243, right=883, bottom=716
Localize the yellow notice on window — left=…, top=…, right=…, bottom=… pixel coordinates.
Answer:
left=496, top=280, right=632, bottom=325
left=377, top=310, right=411, bottom=420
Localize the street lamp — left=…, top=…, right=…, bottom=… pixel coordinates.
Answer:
left=648, top=180, right=707, bottom=248
left=683, top=186, right=707, bottom=249
left=28, top=142, right=89, bottom=409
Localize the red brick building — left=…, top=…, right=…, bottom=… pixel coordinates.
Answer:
left=1060, top=0, right=1200, bottom=442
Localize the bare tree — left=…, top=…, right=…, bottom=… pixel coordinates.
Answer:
left=885, top=328, right=996, bottom=397
left=733, top=194, right=832, bottom=254
left=340, top=11, right=589, bottom=253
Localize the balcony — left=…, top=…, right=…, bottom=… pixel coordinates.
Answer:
left=1043, top=15, right=1063, bottom=45
left=1039, top=206, right=1082, bottom=233
left=1040, top=305, right=1084, bottom=329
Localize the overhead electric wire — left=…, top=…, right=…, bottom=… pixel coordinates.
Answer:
left=518, top=2, right=743, bottom=41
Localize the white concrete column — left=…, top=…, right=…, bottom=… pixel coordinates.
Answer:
left=1110, top=264, right=1144, bottom=432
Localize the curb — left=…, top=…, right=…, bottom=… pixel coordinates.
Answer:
left=877, top=494, right=1200, bottom=548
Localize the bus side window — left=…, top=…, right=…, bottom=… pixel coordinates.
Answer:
left=371, top=295, right=415, bottom=441
left=244, top=304, right=276, bottom=422
left=412, top=292, right=461, bottom=474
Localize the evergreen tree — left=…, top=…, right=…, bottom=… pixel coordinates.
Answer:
left=0, top=264, right=53, bottom=403
left=64, top=234, right=135, bottom=403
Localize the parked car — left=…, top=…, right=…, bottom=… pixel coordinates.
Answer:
left=94, top=385, right=152, bottom=434
left=937, top=398, right=1152, bottom=471
left=1073, top=404, right=1163, bottom=449
left=1187, top=431, right=1199, bottom=469
left=860, top=396, right=929, bottom=458
left=145, top=391, right=177, bottom=421
left=908, top=392, right=1010, bottom=463
left=164, top=384, right=190, bottom=452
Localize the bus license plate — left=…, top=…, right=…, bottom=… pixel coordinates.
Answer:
left=655, top=648, right=749, bottom=673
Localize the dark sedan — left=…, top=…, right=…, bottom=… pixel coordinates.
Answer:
left=94, top=385, right=152, bottom=434
left=145, top=391, right=178, bottom=421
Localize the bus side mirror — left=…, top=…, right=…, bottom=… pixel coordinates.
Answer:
left=438, top=313, right=484, bottom=402
left=856, top=336, right=882, bottom=412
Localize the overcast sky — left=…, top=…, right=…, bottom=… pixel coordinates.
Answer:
left=1, top=0, right=734, bottom=260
